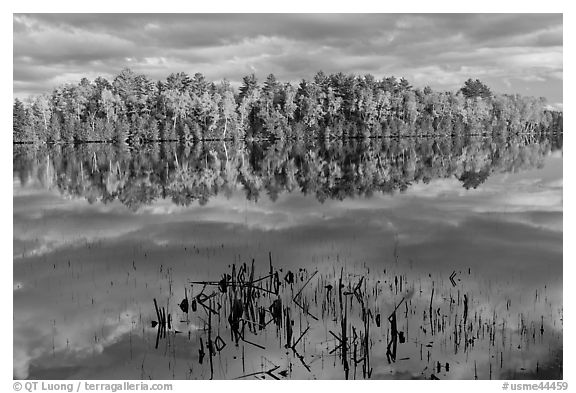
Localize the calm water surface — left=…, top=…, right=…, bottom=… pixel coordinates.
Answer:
left=13, top=137, right=563, bottom=380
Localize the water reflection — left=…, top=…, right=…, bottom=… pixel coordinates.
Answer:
left=14, top=134, right=562, bottom=210
left=13, top=136, right=562, bottom=380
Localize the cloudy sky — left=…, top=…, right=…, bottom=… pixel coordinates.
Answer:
left=13, top=14, right=563, bottom=106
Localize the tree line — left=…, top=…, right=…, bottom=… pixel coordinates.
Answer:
left=13, top=69, right=563, bottom=144
left=14, top=134, right=562, bottom=210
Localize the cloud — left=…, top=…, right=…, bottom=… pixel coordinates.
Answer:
left=13, top=14, right=562, bottom=103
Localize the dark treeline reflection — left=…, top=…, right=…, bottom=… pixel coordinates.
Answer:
left=14, top=133, right=562, bottom=210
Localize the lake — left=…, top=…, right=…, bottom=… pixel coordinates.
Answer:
left=13, top=134, right=563, bottom=380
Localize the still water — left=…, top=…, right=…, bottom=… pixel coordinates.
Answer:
left=13, top=136, right=562, bottom=380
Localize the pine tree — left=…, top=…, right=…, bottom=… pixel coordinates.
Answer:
left=460, top=79, right=492, bottom=99
left=13, top=99, right=28, bottom=142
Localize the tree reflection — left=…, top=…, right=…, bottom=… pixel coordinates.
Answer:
left=13, top=133, right=563, bottom=210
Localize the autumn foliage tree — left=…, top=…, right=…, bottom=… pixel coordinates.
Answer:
left=13, top=69, right=561, bottom=144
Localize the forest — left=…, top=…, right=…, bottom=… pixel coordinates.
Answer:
left=13, top=69, right=562, bottom=144
left=14, top=134, right=562, bottom=210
